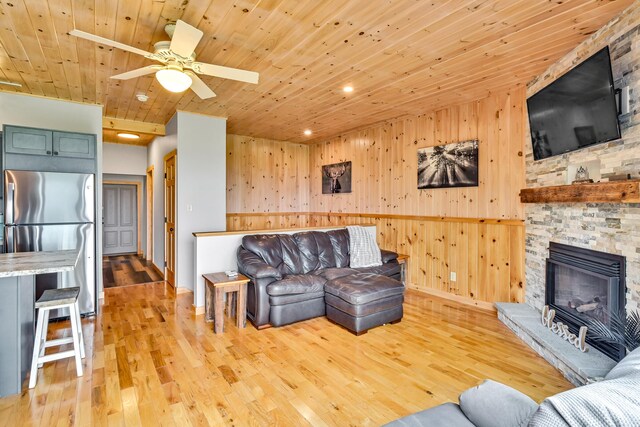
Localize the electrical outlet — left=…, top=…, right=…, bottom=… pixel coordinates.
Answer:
left=450, top=272, right=457, bottom=282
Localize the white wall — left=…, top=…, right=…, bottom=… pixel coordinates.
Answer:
left=176, top=112, right=226, bottom=292
left=0, top=92, right=104, bottom=296
left=147, top=115, right=177, bottom=271
left=103, top=143, right=147, bottom=175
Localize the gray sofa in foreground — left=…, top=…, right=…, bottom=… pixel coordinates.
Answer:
left=385, top=347, right=640, bottom=426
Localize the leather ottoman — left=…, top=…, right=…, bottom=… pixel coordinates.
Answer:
left=324, top=273, right=404, bottom=335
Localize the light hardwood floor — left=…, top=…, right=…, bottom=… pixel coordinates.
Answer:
left=0, top=284, right=571, bottom=426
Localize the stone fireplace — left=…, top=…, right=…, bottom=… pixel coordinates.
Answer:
left=545, top=242, right=626, bottom=361
left=497, top=5, right=640, bottom=385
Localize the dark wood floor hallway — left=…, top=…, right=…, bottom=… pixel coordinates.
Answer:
left=102, top=254, right=164, bottom=288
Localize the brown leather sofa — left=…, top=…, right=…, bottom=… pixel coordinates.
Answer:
left=237, top=228, right=402, bottom=329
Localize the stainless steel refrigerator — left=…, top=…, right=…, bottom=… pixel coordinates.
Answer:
left=4, top=170, right=96, bottom=318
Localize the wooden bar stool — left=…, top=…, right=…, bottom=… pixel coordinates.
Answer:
left=29, top=287, right=85, bottom=389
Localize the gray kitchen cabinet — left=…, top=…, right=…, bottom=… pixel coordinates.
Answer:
left=3, top=126, right=96, bottom=160
left=53, top=131, right=96, bottom=159
left=3, top=126, right=53, bottom=156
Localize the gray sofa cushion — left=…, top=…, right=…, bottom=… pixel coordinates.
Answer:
left=605, top=347, right=640, bottom=380
left=459, top=380, right=538, bottom=427
left=383, top=403, right=475, bottom=427
left=354, top=262, right=401, bottom=278
left=266, top=275, right=326, bottom=296
left=528, top=375, right=640, bottom=427
left=324, top=273, right=404, bottom=305
left=310, top=267, right=359, bottom=281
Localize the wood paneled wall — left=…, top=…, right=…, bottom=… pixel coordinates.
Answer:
left=226, top=212, right=525, bottom=309
left=227, top=134, right=310, bottom=213
left=309, top=89, right=526, bottom=219
left=226, top=89, right=527, bottom=309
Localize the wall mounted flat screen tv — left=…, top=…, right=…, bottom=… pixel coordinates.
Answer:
left=527, top=47, right=621, bottom=161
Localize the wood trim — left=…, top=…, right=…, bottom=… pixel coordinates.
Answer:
left=226, top=212, right=524, bottom=226
left=520, top=180, right=640, bottom=204
left=103, top=180, right=143, bottom=256
left=193, top=305, right=205, bottom=316
left=163, top=149, right=177, bottom=162
left=151, top=262, right=165, bottom=280
left=176, top=287, right=191, bottom=295
left=146, top=166, right=154, bottom=262
left=193, top=223, right=376, bottom=237
left=102, top=117, right=166, bottom=136
left=408, top=287, right=497, bottom=313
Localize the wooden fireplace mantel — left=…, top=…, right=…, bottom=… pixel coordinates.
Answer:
left=519, top=180, right=640, bottom=204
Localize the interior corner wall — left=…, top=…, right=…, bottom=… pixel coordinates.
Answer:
left=147, top=114, right=177, bottom=272
left=176, top=112, right=226, bottom=298
left=0, top=92, right=104, bottom=296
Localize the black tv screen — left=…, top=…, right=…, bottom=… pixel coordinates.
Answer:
left=527, top=47, right=621, bottom=161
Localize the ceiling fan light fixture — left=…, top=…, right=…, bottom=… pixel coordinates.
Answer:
left=156, top=68, right=192, bottom=93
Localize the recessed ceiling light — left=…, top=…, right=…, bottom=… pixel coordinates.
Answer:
left=304, top=129, right=312, bottom=136
left=136, top=93, right=149, bottom=102
left=343, top=86, right=354, bottom=93
left=117, top=133, right=140, bottom=140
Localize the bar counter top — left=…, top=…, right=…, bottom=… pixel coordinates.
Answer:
left=0, top=250, right=79, bottom=278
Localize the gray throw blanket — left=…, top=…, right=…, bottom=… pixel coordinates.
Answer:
left=346, top=225, right=382, bottom=268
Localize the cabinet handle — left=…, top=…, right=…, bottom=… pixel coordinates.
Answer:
left=53, top=151, right=59, bottom=155
left=46, top=150, right=51, bottom=154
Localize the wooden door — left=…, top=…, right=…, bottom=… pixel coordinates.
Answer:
left=103, top=184, right=138, bottom=255
left=164, top=150, right=177, bottom=287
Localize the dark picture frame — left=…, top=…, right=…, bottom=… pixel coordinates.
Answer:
left=322, top=161, right=352, bottom=194
left=417, top=139, right=479, bottom=189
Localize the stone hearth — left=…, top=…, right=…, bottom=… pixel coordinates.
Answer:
left=496, top=303, right=616, bottom=386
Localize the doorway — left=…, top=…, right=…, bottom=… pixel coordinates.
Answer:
left=103, top=183, right=139, bottom=255
left=164, top=150, right=177, bottom=287
left=146, top=166, right=154, bottom=262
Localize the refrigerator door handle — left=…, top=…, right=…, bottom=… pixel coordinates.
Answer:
left=6, top=183, right=15, bottom=225
left=5, top=226, right=15, bottom=253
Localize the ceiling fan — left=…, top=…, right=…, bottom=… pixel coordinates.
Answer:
left=69, top=20, right=259, bottom=99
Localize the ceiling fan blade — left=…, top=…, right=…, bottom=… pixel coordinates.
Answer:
left=111, top=65, right=160, bottom=80
left=191, top=63, right=259, bottom=84
left=170, top=20, right=203, bottom=58
left=69, top=29, right=153, bottom=57
left=187, top=72, right=216, bottom=99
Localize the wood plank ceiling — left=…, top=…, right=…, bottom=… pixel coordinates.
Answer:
left=0, top=0, right=634, bottom=144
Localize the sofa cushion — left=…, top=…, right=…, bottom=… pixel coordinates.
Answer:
left=383, top=403, right=475, bottom=427
left=311, top=267, right=359, bottom=281
left=279, top=234, right=304, bottom=275
left=266, top=275, right=326, bottom=296
left=327, top=229, right=350, bottom=268
left=292, top=232, right=323, bottom=273
left=269, top=291, right=325, bottom=306
left=325, top=273, right=404, bottom=305
left=355, top=262, right=401, bottom=278
left=605, top=347, right=640, bottom=380
left=242, top=234, right=304, bottom=276
left=325, top=293, right=403, bottom=317
left=528, top=375, right=640, bottom=427
left=458, top=380, right=538, bottom=427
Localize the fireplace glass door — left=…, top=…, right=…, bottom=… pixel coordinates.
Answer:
left=549, top=261, right=617, bottom=326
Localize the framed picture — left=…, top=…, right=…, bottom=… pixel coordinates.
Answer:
left=417, top=139, right=479, bottom=189
left=322, top=161, right=352, bottom=194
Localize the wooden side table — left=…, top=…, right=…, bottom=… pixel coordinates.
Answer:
left=396, top=254, right=409, bottom=286
left=203, top=273, right=250, bottom=334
